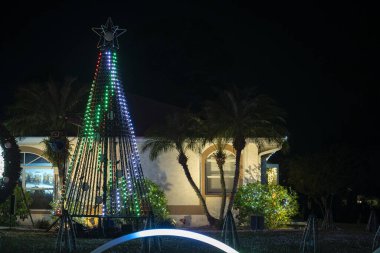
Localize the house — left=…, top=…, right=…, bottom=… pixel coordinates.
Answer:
left=16, top=137, right=281, bottom=227
left=12, top=94, right=282, bottom=227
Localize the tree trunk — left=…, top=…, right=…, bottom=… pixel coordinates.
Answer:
left=215, top=151, right=227, bottom=221
left=58, top=162, right=65, bottom=189
left=178, top=151, right=217, bottom=226
left=321, top=195, right=336, bottom=230
left=227, top=148, right=243, bottom=212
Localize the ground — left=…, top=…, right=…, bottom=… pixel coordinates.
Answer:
left=0, top=223, right=376, bottom=252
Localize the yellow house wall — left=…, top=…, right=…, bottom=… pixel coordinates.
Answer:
left=15, top=137, right=281, bottom=227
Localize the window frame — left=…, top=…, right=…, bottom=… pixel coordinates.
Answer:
left=20, top=152, right=55, bottom=210
left=205, top=151, right=235, bottom=195
left=201, top=144, right=243, bottom=197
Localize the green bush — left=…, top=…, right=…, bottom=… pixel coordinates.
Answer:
left=35, top=218, right=50, bottom=229
left=234, top=182, right=298, bottom=229
left=0, top=186, right=32, bottom=226
left=145, top=179, right=172, bottom=226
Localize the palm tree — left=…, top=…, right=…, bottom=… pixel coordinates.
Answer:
left=142, top=112, right=218, bottom=226
left=203, top=85, right=287, bottom=212
left=5, top=77, right=88, bottom=188
left=209, top=138, right=228, bottom=221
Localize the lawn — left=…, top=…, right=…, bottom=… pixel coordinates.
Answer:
left=0, top=223, right=376, bottom=253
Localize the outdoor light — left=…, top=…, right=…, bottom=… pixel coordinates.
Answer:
left=91, top=229, right=239, bottom=253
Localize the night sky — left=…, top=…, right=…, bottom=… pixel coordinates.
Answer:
left=0, top=1, right=379, bottom=155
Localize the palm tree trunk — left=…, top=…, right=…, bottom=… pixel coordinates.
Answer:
left=218, top=164, right=227, bottom=221
left=58, top=164, right=65, bottom=191
left=227, top=148, right=242, bottom=212
left=215, top=153, right=227, bottom=221
left=178, top=152, right=217, bottom=226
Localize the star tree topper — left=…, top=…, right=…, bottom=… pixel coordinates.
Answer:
left=92, top=17, right=127, bottom=49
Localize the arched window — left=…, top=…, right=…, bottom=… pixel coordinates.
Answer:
left=21, top=152, right=54, bottom=209
left=205, top=151, right=235, bottom=195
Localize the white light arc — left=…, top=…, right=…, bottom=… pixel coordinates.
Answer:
left=91, top=229, right=239, bottom=253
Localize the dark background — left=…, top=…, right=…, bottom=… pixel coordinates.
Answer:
left=0, top=1, right=379, bottom=155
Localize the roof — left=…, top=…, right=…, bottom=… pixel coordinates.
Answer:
left=125, top=93, right=184, bottom=136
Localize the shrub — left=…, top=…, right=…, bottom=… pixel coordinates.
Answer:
left=234, top=182, right=298, bottom=229
left=35, top=218, right=50, bottom=229
left=0, top=186, right=32, bottom=226
left=49, top=180, right=172, bottom=228
left=145, top=179, right=172, bottom=226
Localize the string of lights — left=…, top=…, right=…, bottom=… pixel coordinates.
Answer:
left=63, top=18, right=151, bottom=218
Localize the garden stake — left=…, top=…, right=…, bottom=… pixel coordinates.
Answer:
left=221, top=210, right=240, bottom=250
left=300, top=214, right=318, bottom=253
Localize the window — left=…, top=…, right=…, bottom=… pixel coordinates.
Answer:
left=21, top=152, right=54, bottom=209
left=266, top=164, right=279, bottom=185
left=205, top=151, right=235, bottom=195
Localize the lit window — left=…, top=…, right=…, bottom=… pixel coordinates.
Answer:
left=266, top=164, right=279, bottom=185
left=205, top=152, right=235, bottom=195
left=21, top=152, right=54, bottom=209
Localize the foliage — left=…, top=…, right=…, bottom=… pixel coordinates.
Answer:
left=5, top=77, right=87, bottom=136
left=5, top=78, right=88, bottom=190
left=142, top=112, right=201, bottom=160
left=142, top=112, right=217, bottom=226
left=35, top=218, right=51, bottom=229
left=42, top=136, right=72, bottom=187
left=145, top=179, right=170, bottom=224
left=48, top=199, right=87, bottom=226
left=287, top=145, right=361, bottom=229
left=0, top=122, right=21, bottom=204
left=41, top=137, right=72, bottom=167
left=202, top=85, right=288, bottom=212
left=234, top=182, right=298, bottom=228
left=0, top=186, right=32, bottom=225
left=49, top=199, right=61, bottom=216
left=203, top=86, right=287, bottom=149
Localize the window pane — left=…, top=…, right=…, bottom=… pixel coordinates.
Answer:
left=207, top=178, right=221, bottom=193
left=205, top=151, right=235, bottom=194
left=21, top=152, right=55, bottom=210
left=206, top=177, right=234, bottom=194
left=30, top=157, right=51, bottom=165
left=25, top=168, right=54, bottom=189
left=28, top=189, right=53, bottom=209
left=23, top=153, right=51, bottom=165
left=24, top=153, right=40, bottom=164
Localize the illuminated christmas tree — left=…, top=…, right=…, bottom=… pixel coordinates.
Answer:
left=63, top=18, right=150, bottom=219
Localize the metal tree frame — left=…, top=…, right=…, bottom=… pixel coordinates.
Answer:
left=300, top=214, right=318, bottom=253
left=57, top=18, right=152, bottom=252
left=221, top=210, right=240, bottom=250
left=373, top=225, right=380, bottom=252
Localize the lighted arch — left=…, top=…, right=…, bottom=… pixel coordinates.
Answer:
left=91, top=229, right=239, bottom=253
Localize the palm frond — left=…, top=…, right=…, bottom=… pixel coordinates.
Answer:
left=142, top=137, right=176, bottom=160
left=202, top=84, right=288, bottom=150
left=5, top=77, right=88, bottom=136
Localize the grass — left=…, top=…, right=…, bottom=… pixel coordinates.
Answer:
left=0, top=223, right=376, bottom=253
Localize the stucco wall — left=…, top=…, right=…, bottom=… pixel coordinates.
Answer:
left=15, top=137, right=281, bottom=227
